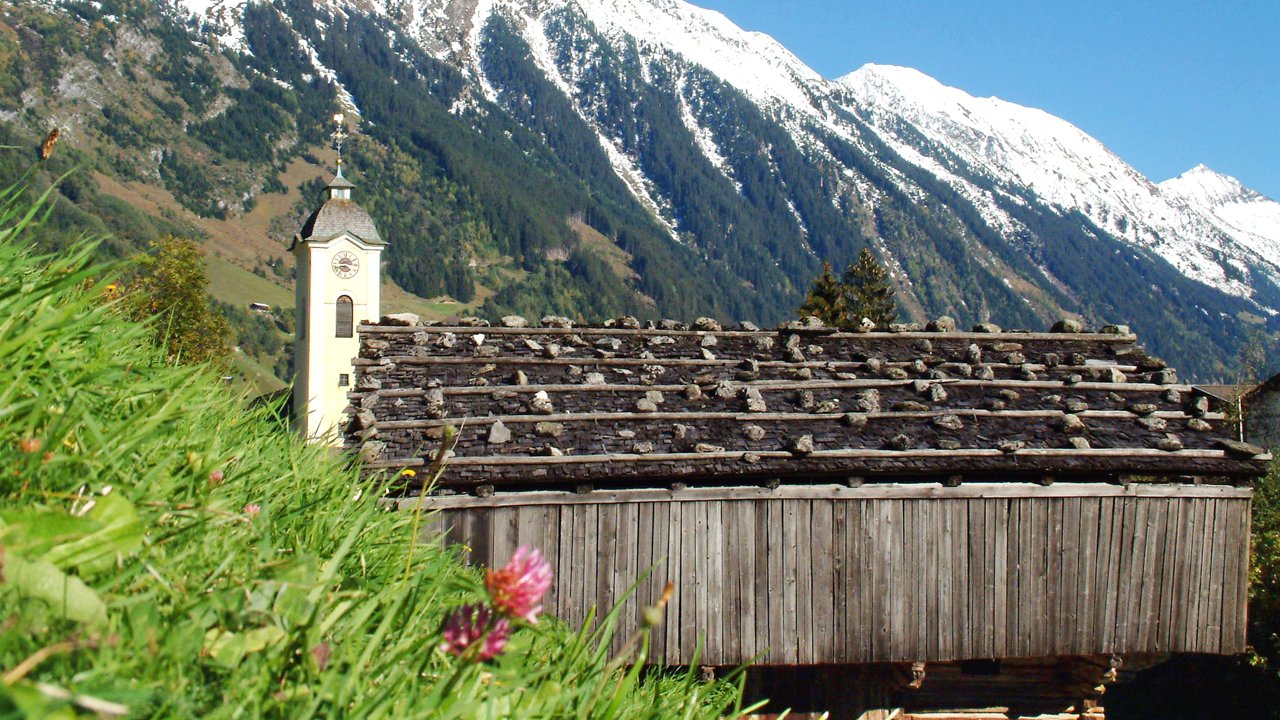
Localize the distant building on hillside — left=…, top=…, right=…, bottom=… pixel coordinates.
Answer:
left=1243, top=373, right=1280, bottom=450
left=1195, top=377, right=1280, bottom=451
left=1195, top=384, right=1248, bottom=441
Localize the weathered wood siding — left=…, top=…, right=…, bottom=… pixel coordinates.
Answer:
left=423, top=483, right=1251, bottom=666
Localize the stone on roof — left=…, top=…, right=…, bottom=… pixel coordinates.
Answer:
left=346, top=318, right=1272, bottom=490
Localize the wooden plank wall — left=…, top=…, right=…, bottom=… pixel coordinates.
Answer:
left=428, top=483, right=1251, bottom=666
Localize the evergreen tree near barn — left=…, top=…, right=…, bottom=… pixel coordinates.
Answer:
left=845, top=248, right=898, bottom=328
left=799, top=249, right=899, bottom=329
left=798, top=261, right=850, bottom=326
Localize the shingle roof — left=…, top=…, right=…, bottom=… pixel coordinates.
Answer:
left=299, top=198, right=384, bottom=245
left=327, top=171, right=355, bottom=190
left=1194, top=384, right=1248, bottom=403
left=347, top=317, right=1271, bottom=490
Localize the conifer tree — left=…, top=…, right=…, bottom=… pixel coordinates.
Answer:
left=843, top=248, right=899, bottom=328
left=798, top=261, right=850, bottom=326
left=797, top=251, right=900, bottom=329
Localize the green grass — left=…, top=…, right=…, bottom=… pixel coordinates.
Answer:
left=569, top=218, right=637, bottom=283
left=380, top=290, right=467, bottom=320
left=382, top=275, right=494, bottom=321
left=207, top=251, right=474, bottom=323
left=229, top=348, right=288, bottom=396
left=206, top=253, right=295, bottom=310
left=0, top=173, right=756, bottom=718
left=393, top=298, right=475, bottom=318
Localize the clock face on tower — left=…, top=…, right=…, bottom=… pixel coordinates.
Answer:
left=332, top=251, right=359, bottom=279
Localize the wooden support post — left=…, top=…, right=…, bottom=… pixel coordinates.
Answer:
left=909, top=661, right=927, bottom=689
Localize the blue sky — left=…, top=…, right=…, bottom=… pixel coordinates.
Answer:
left=695, top=0, right=1280, bottom=200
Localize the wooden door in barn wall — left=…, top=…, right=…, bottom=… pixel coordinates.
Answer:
left=429, top=484, right=1250, bottom=666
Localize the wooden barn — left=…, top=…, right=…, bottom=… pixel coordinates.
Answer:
left=346, top=316, right=1271, bottom=720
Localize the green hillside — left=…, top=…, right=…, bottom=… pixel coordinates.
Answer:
left=206, top=254, right=295, bottom=309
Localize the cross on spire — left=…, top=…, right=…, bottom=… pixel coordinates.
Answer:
left=332, top=112, right=348, bottom=174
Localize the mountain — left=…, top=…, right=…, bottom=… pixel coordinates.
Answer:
left=3, top=0, right=1277, bottom=380
left=1160, top=164, right=1280, bottom=267
left=839, top=64, right=1280, bottom=307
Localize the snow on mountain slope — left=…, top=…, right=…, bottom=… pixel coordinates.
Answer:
left=1161, top=165, right=1280, bottom=265
left=347, top=0, right=828, bottom=116
left=568, top=0, right=825, bottom=111
left=524, top=7, right=682, bottom=236
left=404, top=1, right=1279, bottom=311
left=164, top=0, right=1279, bottom=312
left=425, top=0, right=838, bottom=239
left=839, top=64, right=1280, bottom=304
left=176, top=0, right=253, bottom=52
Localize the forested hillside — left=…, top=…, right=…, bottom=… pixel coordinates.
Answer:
left=2, top=0, right=1275, bottom=381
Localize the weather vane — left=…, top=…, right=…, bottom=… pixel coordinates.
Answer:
left=332, top=112, right=347, bottom=172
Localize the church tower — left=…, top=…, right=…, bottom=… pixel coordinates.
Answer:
left=291, top=115, right=386, bottom=444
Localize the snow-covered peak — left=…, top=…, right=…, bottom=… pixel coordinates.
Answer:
left=840, top=64, right=1069, bottom=131
left=841, top=64, right=1002, bottom=113
left=568, top=0, right=826, bottom=110
left=397, top=0, right=834, bottom=112
left=840, top=63, right=1151, bottom=203
left=1160, top=166, right=1280, bottom=266
left=840, top=62, right=1280, bottom=298
left=1160, top=164, right=1268, bottom=207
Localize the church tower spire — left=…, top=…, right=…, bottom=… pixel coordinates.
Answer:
left=290, top=113, right=386, bottom=444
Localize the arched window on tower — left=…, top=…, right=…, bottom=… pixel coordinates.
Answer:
left=336, top=295, right=354, bottom=338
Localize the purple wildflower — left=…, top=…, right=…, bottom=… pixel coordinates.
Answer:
left=440, top=604, right=510, bottom=661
